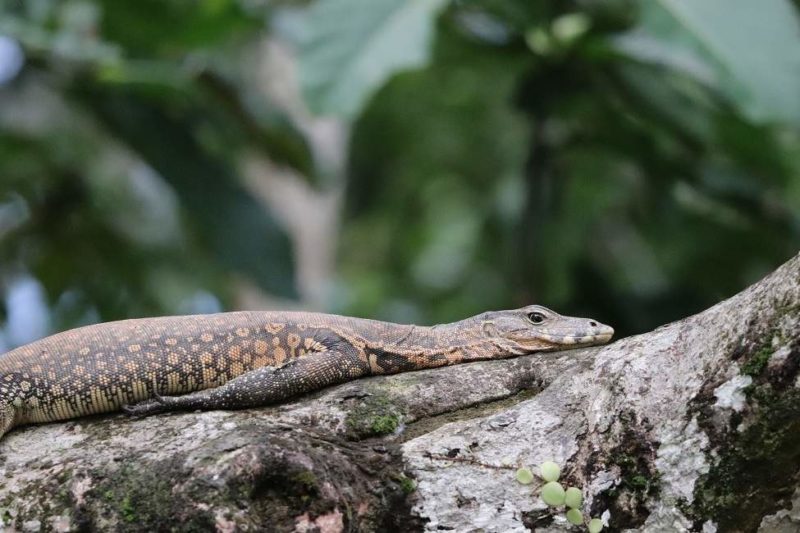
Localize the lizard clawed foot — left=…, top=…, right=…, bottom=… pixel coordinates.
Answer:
left=122, top=393, right=174, bottom=417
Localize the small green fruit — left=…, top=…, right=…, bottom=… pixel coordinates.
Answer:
left=541, top=481, right=566, bottom=506
left=516, top=467, right=534, bottom=485
left=565, top=487, right=582, bottom=509
left=588, top=518, right=603, bottom=533
left=566, top=508, right=583, bottom=525
left=540, top=461, right=561, bottom=482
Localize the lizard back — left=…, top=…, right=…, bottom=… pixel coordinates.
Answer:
left=0, top=306, right=613, bottom=439
left=0, top=311, right=406, bottom=427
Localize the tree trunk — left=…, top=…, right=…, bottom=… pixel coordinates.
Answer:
left=1, top=253, right=799, bottom=532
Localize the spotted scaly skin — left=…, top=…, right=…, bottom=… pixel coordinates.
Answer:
left=0, top=305, right=613, bottom=440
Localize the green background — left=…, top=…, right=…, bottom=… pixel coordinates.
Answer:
left=1, top=0, right=799, bottom=347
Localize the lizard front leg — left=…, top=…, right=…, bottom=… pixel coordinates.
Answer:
left=123, top=349, right=367, bottom=417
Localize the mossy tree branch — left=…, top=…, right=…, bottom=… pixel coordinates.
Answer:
left=1, top=254, right=799, bottom=531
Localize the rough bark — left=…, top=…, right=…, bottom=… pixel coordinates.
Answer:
left=1, top=253, right=799, bottom=532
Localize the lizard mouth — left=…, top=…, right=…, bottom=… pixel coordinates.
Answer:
left=537, top=327, right=615, bottom=346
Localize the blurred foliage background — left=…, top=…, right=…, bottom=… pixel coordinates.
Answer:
left=0, top=0, right=799, bottom=350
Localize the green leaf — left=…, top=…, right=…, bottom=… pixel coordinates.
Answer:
left=617, top=0, right=800, bottom=125
left=80, top=87, right=298, bottom=299
left=195, top=71, right=316, bottom=181
left=539, top=461, right=561, bottom=482
left=95, top=0, right=259, bottom=56
left=566, top=508, right=583, bottom=526
left=299, top=0, right=448, bottom=119
left=588, top=518, right=604, bottom=533
left=541, top=481, right=566, bottom=506
left=515, top=467, right=534, bottom=485
left=565, top=486, right=582, bottom=509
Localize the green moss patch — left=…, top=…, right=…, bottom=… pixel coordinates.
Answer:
left=389, top=473, right=416, bottom=495
left=740, top=345, right=773, bottom=377
left=688, top=383, right=800, bottom=530
left=93, top=460, right=208, bottom=531
left=371, top=414, right=400, bottom=435
left=687, top=329, right=800, bottom=531
left=345, top=394, right=404, bottom=439
left=291, top=470, right=318, bottom=490
left=587, top=411, right=661, bottom=530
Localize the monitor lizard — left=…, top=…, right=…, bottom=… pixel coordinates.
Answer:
left=0, top=305, right=613, bottom=440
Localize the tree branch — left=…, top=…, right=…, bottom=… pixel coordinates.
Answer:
left=1, top=253, right=798, bottom=532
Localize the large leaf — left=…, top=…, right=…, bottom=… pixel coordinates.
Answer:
left=616, top=0, right=800, bottom=125
left=79, top=87, right=298, bottom=299
left=299, top=0, right=448, bottom=119
left=195, top=71, right=316, bottom=181
left=96, top=0, right=259, bottom=56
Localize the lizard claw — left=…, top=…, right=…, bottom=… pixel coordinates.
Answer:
left=122, top=393, right=173, bottom=417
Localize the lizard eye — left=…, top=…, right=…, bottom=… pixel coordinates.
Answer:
left=528, top=312, right=546, bottom=324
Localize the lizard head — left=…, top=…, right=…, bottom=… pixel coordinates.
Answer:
left=479, top=305, right=614, bottom=353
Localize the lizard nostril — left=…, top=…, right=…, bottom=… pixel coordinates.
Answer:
left=589, top=321, right=598, bottom=327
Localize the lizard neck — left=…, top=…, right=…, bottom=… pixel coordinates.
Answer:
left=361, top=316, right=507, bottom=374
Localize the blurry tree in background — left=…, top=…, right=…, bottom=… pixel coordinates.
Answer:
left=0, top=0, right=799, bottom=349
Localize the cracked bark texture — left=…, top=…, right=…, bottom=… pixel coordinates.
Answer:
left=1, top=253, right=799, bottom=532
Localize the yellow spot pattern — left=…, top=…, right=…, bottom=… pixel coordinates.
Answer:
left=0, top=310, right=437, bottom=435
